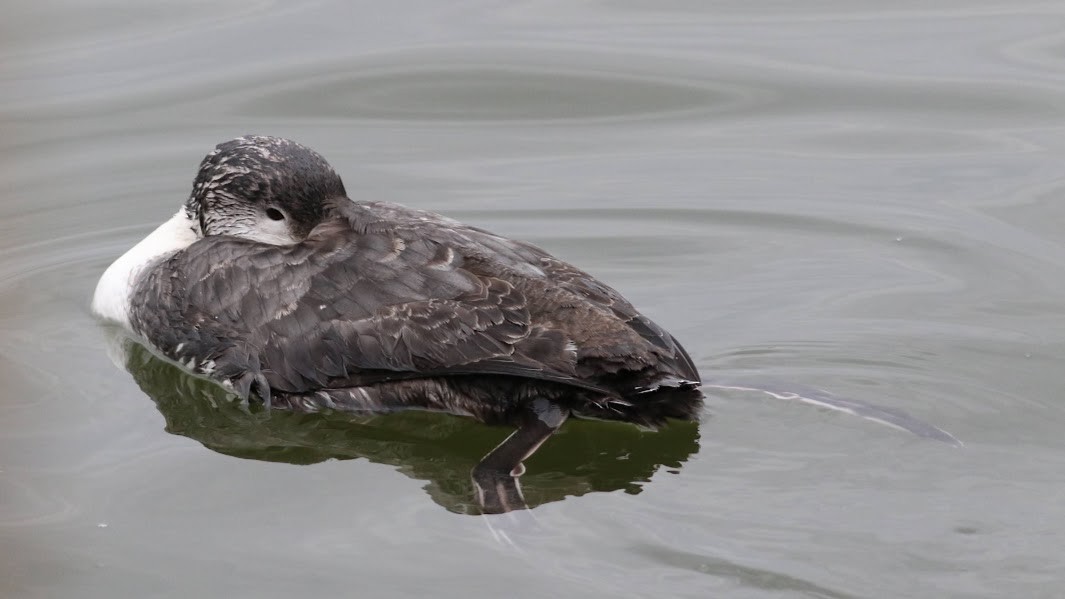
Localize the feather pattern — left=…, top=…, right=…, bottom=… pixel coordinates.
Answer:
left=130, top=198, right=702, bottom=425
left=113, top=136, right=702, bottom=428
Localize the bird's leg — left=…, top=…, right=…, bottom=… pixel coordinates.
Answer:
left=472, top=398, right=568, bottom=514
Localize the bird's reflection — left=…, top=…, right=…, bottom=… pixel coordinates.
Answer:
left=120, top=339, right=700, bottom=514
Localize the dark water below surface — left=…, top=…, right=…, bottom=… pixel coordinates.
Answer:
left=4, top=2, right=1065, bottom=597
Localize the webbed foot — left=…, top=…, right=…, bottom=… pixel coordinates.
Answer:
left=471, top=398, right=569, bottom=514
left=230, top=371, right=272, bottom=409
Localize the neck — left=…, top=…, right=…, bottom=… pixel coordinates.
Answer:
left=92, top=210, right=200, bottom=328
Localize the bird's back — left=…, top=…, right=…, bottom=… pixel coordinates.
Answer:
left=130, top=199, right=702, bottom=424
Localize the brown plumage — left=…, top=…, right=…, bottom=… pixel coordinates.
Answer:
left=124, top=136, right=702, bottom=512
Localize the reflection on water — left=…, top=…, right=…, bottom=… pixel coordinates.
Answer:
left=6, top=0, right=1065, bottom=596
left=121, top=340, right=700, bottom=515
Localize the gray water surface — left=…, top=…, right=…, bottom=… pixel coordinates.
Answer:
left=4, top=2, right=1065, bottom=597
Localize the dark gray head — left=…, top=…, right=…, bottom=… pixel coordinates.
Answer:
left=185, top=136, right=347, bottom=244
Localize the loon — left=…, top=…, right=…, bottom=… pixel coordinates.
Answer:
left=92, top=135, right=703, bottom=512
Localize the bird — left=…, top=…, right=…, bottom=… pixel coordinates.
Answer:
left=92, top=135, right=703, bottom=512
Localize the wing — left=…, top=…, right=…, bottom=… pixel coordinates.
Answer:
left=507, top=240, right=701, bottom=384
left=348, top=202, right=699, bottom=383
left=131, top=219, right=598, bottom=397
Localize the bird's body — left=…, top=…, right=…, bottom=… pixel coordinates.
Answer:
left=93, top=136, right=701, bottom=511
left=122, top=197, right=701, bottom=424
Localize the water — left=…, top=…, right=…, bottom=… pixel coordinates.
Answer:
left=3, top=1, right=1065, bottom=597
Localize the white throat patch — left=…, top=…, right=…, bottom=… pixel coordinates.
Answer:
left=91, top=210, right=200, bottom=328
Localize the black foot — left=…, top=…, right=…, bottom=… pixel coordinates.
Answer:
left=472, top=465, right=528, bottom=514
left=471, top=398, right=568, bottom=514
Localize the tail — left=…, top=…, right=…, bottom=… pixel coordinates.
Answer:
left=703, top=377, right=962, bottom=447
left=580, top=377, right=704, bottom=427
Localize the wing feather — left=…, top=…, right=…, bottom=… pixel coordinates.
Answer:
left=133, top=219, right=598, bottom=396
left=131, top=200, right=695, bottom=403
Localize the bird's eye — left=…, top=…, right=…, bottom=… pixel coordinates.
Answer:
left=265, top=208, right=285, bottom=221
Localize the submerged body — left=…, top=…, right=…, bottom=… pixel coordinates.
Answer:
left=93, top=136, right=702, bottom=511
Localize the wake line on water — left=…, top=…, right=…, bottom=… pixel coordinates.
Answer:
left=702, top=377, right=962, bottom=447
